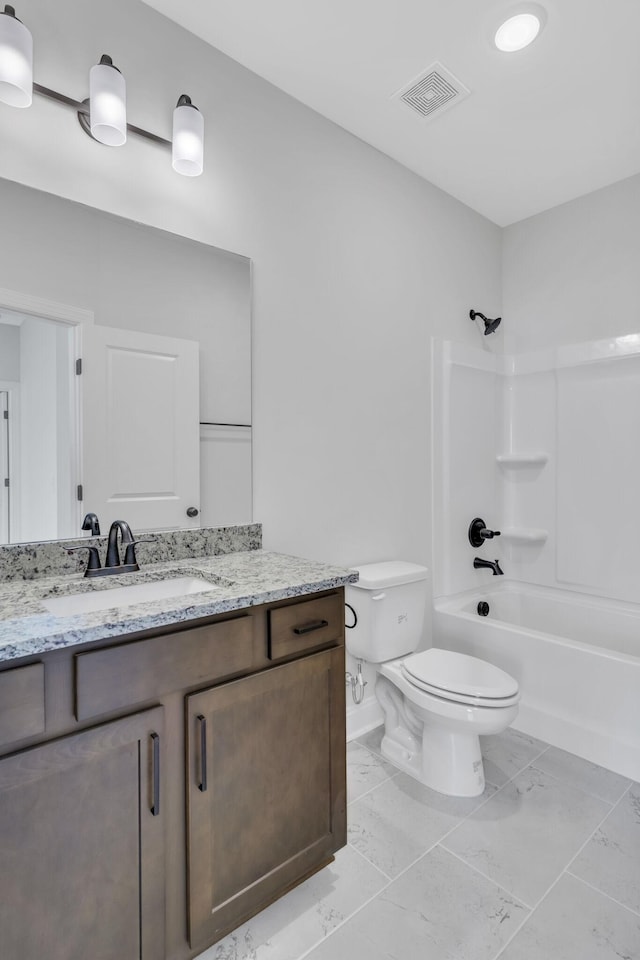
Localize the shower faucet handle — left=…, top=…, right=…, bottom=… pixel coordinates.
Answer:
left=468, top=517, right=501, bottom=548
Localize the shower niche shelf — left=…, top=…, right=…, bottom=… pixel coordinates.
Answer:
left=500, top=527, right=548, bottom=544
left=496, top=452, right=549, bottom=467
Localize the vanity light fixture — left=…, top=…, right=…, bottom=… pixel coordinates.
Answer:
left=0, top=4, right=204, bottom=175
left=0, top=4, right=32, bottom=107
left=172, top=94, right=204, bottom=177
left=494, top=3, right=546, bottom=52
left=88, top=54, right=126, bottom=147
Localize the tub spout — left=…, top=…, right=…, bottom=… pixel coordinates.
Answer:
left=474, top=557, right=504, bottom=576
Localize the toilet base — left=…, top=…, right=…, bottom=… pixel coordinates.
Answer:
left=380, top=723, right=485, bottom=797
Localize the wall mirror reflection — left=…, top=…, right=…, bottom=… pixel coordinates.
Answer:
left=0, top=178, right=252, bottom=545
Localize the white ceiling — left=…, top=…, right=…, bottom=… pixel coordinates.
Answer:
left=142, top=0, right=640, bottom=225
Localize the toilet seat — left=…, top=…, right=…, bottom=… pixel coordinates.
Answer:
left=402, top=648, right=520, bottom=707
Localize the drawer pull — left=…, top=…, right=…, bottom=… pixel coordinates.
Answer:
left=197, top=714, right=207, bottom=792
left=293, top=619, right=329, bottom=636
left=150, top=732, right=160, bottom=816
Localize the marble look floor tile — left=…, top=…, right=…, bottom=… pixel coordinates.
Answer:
left=356, top=725, right=384, bottom=758
left=305, top=845, right=528, bottom=960
left=302, top=920, right=400, bottom=960
left=442, top=766, right=610, bottom=906
left=533, top=747, right=631, bottom=803
left=347, top=740, right=396, bottom=803
left=480, top=728, right=548, bottom=787
left=499, top=873, right=640, bottom=960
left=197, top=845, right=388, bottom=960
left=570, top=784, right=640, bottom=915
left=348, top=771, right=495, bottom=878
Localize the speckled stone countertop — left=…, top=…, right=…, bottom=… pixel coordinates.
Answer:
left=0, top=551, right=358, bottom=663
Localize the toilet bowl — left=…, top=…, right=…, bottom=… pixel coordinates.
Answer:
left=346, top=561, right=519, bottom=797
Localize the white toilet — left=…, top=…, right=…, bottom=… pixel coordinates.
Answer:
left=346, top=561, right=519, bottom=797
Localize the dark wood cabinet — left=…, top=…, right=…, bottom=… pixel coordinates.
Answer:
left=0, top=587, right=346, bottom=960
left=0, top=705, right=164, bottom=960
left=185, top=646, right=346, bottom=949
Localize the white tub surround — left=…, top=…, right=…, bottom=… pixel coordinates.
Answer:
left=433, top=334, right=640, bottom=605
left=434, top=581, right=640, bottom=781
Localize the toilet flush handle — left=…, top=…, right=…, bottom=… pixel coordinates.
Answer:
left=371, top=592, right=386, bottom=601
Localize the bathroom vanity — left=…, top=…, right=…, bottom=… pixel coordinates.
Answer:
left=0, top=544, right=356, bottom=960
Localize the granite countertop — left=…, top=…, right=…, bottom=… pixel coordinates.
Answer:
left=0, top=551, right=358, bottom=663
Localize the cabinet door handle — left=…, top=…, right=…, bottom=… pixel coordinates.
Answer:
left=197, top=714, right=207, bottom=792
left=293, top=619, right=329, bottom=636
left=150, top=732, right=160, bottom=816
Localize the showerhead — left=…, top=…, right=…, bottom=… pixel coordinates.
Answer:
left=470, top=309, right=501, bottom=336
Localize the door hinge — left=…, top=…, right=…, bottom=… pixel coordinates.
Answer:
left=76, top=358, right=82, bottom=375
left=3, top=478, right=9, bottom=488
left=3, top=409, right=7, bottom=419
left=77, top=484, right=83, bottom=501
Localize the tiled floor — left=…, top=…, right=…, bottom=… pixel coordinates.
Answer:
left=198, top=727, right=640, bottom=960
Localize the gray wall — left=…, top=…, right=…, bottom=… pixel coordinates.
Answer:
left=503, top=173, right=640, bottom=353
left=0, top=325, right=20, bottom=381
left=0, top=0, right=502, bottom=568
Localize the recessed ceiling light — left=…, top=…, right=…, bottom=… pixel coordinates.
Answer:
left=494, top=5, right=546, bottom=52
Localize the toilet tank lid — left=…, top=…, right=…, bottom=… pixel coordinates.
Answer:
left=349, top=561, right=429, bottom=589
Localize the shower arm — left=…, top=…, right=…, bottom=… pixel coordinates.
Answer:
left=470, top=308, right=501, bottom=335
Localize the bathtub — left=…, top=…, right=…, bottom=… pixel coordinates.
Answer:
left=433, top=581, right=640, bottom=781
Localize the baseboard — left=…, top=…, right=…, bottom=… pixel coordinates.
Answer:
left=346, top=696, right=383, bottom=742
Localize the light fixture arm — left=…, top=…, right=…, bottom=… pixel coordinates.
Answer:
left=32, top=81, right=171, bottom=148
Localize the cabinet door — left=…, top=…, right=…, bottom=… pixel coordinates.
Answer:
left=0, top=706, right=164, bottom=960
left=186, top=646, right=346, bottom=949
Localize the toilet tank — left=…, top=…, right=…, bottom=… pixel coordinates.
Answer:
left=345, top=561, right=430, bottom=663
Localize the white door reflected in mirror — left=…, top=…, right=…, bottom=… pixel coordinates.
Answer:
left=0, top=313, right=201, bottom=543
left=82, top=324, right=200, bottom=533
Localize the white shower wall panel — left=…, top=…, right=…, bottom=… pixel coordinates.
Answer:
left=432, top=340, right=503, bottom=598
left=434, top=335, right=640, bottom=605
left=501, top=366, right=556, bottom=587
left=556, top=354, right=640, bottom=603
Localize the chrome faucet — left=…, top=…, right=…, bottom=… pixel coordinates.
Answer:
left=473, top=557, right=504, bottom=576
left=66, top=519, right=153, bottom=578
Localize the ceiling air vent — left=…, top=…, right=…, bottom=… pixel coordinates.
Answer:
left=394, top=62, right=470, bottom=121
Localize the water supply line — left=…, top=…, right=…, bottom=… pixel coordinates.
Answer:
left=345, top=660, right=368, bottom=704
left=344, top=601, right=367, bottom=704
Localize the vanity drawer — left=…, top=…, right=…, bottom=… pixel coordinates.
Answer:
left=268, top=592, right=344, bottom=661
left=0, top=662, right=45, bottom=748
left=75, top=615, right=255, bottom=721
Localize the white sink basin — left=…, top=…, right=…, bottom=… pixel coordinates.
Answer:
left=41, top=577, right=218, bottom=617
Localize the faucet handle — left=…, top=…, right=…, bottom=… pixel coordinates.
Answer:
left=469, top=517, right=501, bottom=548
left=65, top=545, right=102, bottom=573
left=123, top=538, right=155, bottom=566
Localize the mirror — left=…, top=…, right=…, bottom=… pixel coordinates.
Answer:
left=0, top=177, right=252, bottom=545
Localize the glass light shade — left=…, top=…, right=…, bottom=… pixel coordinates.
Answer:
left=89, top=57, right=126, bottom=146
left=494, top=13, right=541, bottom=51
left=172, top=100, right=204, bottom=177
left=0, top=6, right=32, bottom=108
